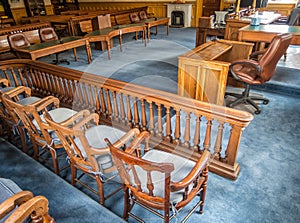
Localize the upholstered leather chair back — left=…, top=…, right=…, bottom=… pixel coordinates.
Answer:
left=8, top=33, right=30, bottom=50
left=288, top=8, right=300, bottom=26
left=258, top=33, right=292, bottom=83
left=39, top=27, right=58, bottom=42
left=139, top=11, right=148, bottom=20
left=130, top=12, right=140, bottom=23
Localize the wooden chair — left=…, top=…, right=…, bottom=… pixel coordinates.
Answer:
left=7, top=33, right=31, bottom=59
left=105, top=131, right=213, bottom=223
left=0, top=191, right=54, bottom=223
left=0, top=86, right=41, bottom=153
left=0, top=94, right=79, bottom=175
left=44, top=111, right=141, bottom=205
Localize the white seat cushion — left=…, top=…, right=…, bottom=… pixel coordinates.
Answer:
left=132, top=149, right=196, bottom=204
left=73, top=125, right=126, bottom=171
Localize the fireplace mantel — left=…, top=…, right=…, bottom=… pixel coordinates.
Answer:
left=167, top=3, right=192, bottom=27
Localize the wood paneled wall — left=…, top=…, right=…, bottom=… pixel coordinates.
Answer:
left=78, top=1, right=198, bottom=27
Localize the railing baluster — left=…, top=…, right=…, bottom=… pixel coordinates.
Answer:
left=157, top=104, right=163, bottom=137
left=112, top=91, right=119, bottom=122
left=165, top=107, right=172, bottom=142
left=148, top=101, right=154, bottom=134
left=126, top=95, right=133, bottom=128
left=133, top=97, right=140, bottom=129
left=141, top=99, right=147, bottom=131
left=193, top=115, right=201, bottom=152
left=203, top=119, right=212, bottom=151
left=183, top=112, right=191, bottom=148
left=119, top=93, right=126, bottom=125
left=213, top=122, right=224, bottom=159
left=174, top=109, right=181, bottom=145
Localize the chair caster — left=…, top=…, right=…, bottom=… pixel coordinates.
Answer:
left=263, top=100, right=269, bottom=105
left=254, top=110, right=261, bottom=114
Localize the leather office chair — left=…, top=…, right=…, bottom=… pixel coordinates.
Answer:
left=39, top=27, right=70, bottom=65
left=105, top=131, right=212, bottom=223
left=273, top=8, right=300, bottom=26
left=8, top=33, right=31, bottom=58
left=226, top=33, right=292, bottom=114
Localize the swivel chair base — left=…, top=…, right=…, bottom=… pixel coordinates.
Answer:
left=226, top=84, right=269, bottom=114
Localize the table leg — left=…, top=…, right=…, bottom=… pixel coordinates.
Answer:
left=106, top=38, right=111, bottom=60
left=167, top=24, right=169, bottom=36
left=85, top=39, right=92, bottom=64
left=147, top=25, right=150, bottom=42
left=119, top=31, right=123, bottom=52
left=73, top=48, right=78, bottom=61
left=143, top=28, right=146, bottom=47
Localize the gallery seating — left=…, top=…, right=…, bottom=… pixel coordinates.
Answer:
left=0, top=86, right=41, bottom=153
left=226, top=33, right=292, bottom=114
left=106, top=131, right=212, bottom=223
left=0, top=59, right=253, bottom=181
left=0, top=93, right=78, bottom=175
left=44, top=110, right=140, bottom=205
left=0, top=178, right=54, bottom=223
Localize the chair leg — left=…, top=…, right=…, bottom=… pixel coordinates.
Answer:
left=123, top=187, right=130, bottom=220
left=71, top=164, right=77, bottom=185
left=96, top=175, right=105, bottom=205
left=48, top=146, right=59, bottom=175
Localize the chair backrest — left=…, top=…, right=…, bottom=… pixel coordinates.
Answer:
left=39, top=27, right=59, bottom=42
left=98, top=14, right=111, bottom=29
left=258, top=33, right=292, bottom=82
left=139, top=10, right=148, bottom=20
left=8, top=33, right=30, bottom=50
left=106, top=134, right=212, bottom=215
left=287, top=8, right=300, bottom=26
left=129, top=12, right=140, bottom=23
left=43, top=111, right=104, bottom=173
left=1, top=94, right=59, bottom=147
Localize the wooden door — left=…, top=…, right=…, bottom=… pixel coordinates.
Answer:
left=202, top=0, right=221, bottom=17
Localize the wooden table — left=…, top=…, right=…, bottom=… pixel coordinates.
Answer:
left=143, top=17, right=170, bottom=41
left=178, top=40, right=254, bottom=105
left=13, top=36, right=92, bottom=63
left=238, top=25, right=300, bottom=46
left=86, top=23, right=146, bottom=60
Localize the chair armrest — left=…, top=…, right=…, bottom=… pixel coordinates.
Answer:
left=4, top=86, right=31, bottom=98
left=229, top=60, right=261, bottom=81
left=34, top=96, right=60, bottom=112
left=0, top=78, right=9, bottom=87
left=90, top=128, right=140, bottom=156
left=0, top=191, right=33, bottom=219
left=250, top=50, right=266, bottom=60
left=124, top=130, right=149, bottom=154
left=170, top=150, right=211, bottom=191
left=4, top=195, right=54, bottom=223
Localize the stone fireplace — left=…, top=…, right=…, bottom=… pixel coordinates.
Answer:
left=167, top=3, right=192, bottom=27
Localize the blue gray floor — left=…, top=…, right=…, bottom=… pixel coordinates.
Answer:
left=1, top=27, right=300, bottom=222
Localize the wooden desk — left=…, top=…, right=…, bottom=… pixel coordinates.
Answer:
left=86, top=23, right=146, bottom=60
left=238, top=25, right=300, bottom=45
left=143, top=17, right=170, bottom=41
left=178, top=40, right=254, bottom=105
left=13, top=37, right=92, bottom=64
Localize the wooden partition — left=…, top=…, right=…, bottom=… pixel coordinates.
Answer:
left=0, top=59, right=253, bottom=180
left=178, top=39, right=254, bottom=105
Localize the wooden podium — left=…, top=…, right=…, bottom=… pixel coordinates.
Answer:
left=178, top=39, right=254, bottom=105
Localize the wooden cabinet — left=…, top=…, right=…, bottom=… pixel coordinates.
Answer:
left=24, top=0, right=46, bottom=16
left=202, top=0, right=221, bottom=16
left=178, top=40, right=253, bottom=105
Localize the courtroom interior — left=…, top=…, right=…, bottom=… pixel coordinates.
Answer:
left=0, top=0, right=299, bottom=222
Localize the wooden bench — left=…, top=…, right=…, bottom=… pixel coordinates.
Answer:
left=0, top=23, right=51, bottom=61
left=0, top=59, right=253, bottom=180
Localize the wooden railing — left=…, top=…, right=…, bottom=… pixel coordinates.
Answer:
left=0, top=59, right=253, bottom=180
